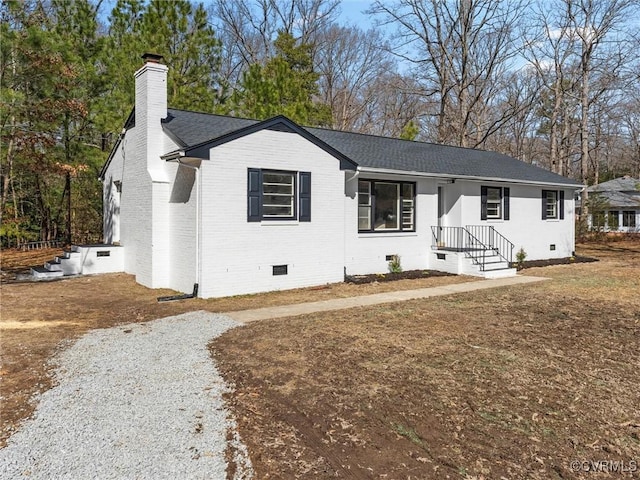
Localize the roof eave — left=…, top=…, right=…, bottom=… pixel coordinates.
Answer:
left=357, top=166, right=583, bottom=188
left=99, top=108, right=136, bottom=180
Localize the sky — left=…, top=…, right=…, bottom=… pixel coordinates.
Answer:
left=337, top=0, right=375, bottom=27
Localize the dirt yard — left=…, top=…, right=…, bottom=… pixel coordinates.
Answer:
left=0, top=249, right=469, bottom=450
left=211, top=242, right=640, bottom=479
left=1, top=242, right=639, bottom=479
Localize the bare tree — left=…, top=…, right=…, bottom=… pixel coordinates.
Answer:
left=485, top=68, right=543, bottom=165
left=315, top=25, right=395, bottom=131
left=370, top=0, right=527, bottom=147
left=620, top=87, right=640, bottom=178
left=564, top=0, right=637, bottom=208
left=212, top=0, right=339, bottom=86
left=356, top=73, right=425, bottom=138
left=524, top=4, right=582, bottom=176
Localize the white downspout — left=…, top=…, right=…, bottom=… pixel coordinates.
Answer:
left=344, top=168, right=361, bottom=278
left=177, top=159, right=201, bottom=296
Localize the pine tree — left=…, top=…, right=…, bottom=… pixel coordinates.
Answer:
left=231, top=31, right=331, bottom=126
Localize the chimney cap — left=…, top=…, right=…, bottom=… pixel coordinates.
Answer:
left=141, top=52, right=164, bottom=64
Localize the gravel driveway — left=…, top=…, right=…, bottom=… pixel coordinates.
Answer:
left=0, top=311, right=253, bottom=479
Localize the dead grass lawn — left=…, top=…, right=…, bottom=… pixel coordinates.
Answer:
left=212, top=241, right=640, bottom=479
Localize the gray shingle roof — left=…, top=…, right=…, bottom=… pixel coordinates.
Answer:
left=586, top=177, right=640, bottom=208
left=162, top=109, right=581, bottom=187
left=587, top=177, right=640, bottom=193
left=598, top=191, right=640, bottom=208
left=163, top=109, right=256, bottom=147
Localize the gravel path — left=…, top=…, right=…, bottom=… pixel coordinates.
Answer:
left=0, top=311, right=253, bottom=479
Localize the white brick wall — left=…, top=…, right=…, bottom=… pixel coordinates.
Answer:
left=167, top=161, right=199, bottom=294
left=344, top=175, right=577, bottom=276
left=198, top=129, right=346, bottom=298
left=455, top=181, right=576, bottom=260
left=344, top=176, right=436, bottom=275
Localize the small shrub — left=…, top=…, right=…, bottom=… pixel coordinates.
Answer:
left=515, top=247, right=527, bottom=270
left=388, top=254, right=402, bottom=274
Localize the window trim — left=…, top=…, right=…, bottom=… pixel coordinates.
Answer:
left=544, top=190, right=558, bottom=219
left=480, top=186, right=510, bottom=221
left=542, top=189, right=564, bottom=220
left=486, top=187, right=503, bottom=219
left=248, top=169, right=311, bottom=222
left=262, top=170, right=296, bottom=220
left=358, top=179, right=416, bottom=233
left=622, top=210, right=636, bottom=228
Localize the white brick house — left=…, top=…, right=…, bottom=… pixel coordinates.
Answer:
left=92, top=54, right=583, bottom=298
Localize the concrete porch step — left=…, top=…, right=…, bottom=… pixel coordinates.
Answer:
left=30, top=266, right=64, bottom=279
left=482, top=267, right=518, bottom=279
left=482, top=261, right=511, bottom=271
left=44, top=260, right=62, bottom=271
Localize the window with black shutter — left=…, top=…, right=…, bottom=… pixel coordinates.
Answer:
left=247, top=169, right=310, bottom=222
left=481, top=186, right=509, bottom=220
left=542, top=190, right=559, bottom=219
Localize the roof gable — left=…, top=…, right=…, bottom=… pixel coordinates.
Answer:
left=169, top=114, right=358, bottom=170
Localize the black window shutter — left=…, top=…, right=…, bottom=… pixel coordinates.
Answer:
left=247, top=168, right=262, bottom=222
left=559, top=190, right=565, bottom=219
left=542, top=190, right=547, bottom=220
left=480, top=186, right=488, bottom=220
left=503, top=187, right=510, bottom=220
left=299, top=171, right=311, bottom=222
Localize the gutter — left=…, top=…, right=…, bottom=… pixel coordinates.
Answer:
left=357, top=166, right=584, bottom=189
left=161, top=150, right=185, bottom=161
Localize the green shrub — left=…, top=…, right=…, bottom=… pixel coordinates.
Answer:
left=388, top=254, right=402, bottom=274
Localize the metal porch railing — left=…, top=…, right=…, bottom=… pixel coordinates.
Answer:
left=431, top=225, right=514, bottom=271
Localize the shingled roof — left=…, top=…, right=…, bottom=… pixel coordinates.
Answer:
left=161, top=108, right=581, bottom=187
left=586, top=176, right=640, bottom=208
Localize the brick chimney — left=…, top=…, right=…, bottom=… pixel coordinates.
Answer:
left=135, top=53, right=168, bottom=178
left=132, top=53, right=170, bottom=288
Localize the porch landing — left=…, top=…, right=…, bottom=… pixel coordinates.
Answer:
left=430, top=248, right=517, bottom=278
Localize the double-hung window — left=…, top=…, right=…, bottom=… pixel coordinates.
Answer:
left=623, top=211, right=636, bottom=228
left=248, top=169, right=311, bottom=222
left=542, top=189, right=564, bottom=220
left=358, top=180, right=415, bottom=232
left=262, top=172, right=295, bottom=218
left=480, top=186, right=510, bottom=220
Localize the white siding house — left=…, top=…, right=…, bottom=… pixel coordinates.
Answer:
left=585, top=177, right=640, bottom=233
left=85, top=54, right=584, bottom=298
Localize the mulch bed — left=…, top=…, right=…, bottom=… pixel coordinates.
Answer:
left=519, top=255, right=598, bottom=269
left=345, top=269, right=454, bottom=284
left=346, top=256, right=599, bottom=284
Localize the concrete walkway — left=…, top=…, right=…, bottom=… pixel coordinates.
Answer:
left=226, top=275, right=548, bottom=323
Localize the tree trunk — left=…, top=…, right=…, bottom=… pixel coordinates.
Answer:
left=66, top=171, right=72, bottom=244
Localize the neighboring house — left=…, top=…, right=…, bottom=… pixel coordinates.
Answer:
left=34, top=54, right=583, bottom=297
left=586, top=177, right=640, bottom=232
